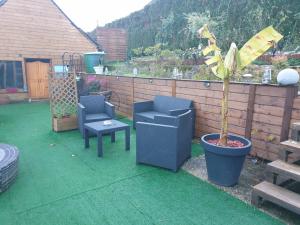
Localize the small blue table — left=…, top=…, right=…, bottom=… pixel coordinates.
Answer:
left=84, top=120, right=130, bottom=157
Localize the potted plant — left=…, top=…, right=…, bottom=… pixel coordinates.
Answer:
left=198, top=25, right=283, bottom=186
left=49, top=71, right=79, bottom=132
left=52, top=113, right=78, bottom=132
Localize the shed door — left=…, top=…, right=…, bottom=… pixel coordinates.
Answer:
left=26, top=61, right=49, bottom=99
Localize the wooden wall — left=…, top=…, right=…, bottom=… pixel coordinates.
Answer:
left=0, top=92, right=28, bottom=104
left=96, top=28, right=128, bottom=62
left=0, top=0, right=97, bottom=61
left=107, top=76, right=133, bottom=116
left=91, top=75, right=299, bottom=161
left=0, top=0, right=97, bottom=100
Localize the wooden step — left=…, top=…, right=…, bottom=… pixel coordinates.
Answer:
left=252, top=181, right=300, bottom=215
left=279, top=140, right=300, bottom=162
left=280, top=140, right=300, bottom=151
left=267, top=160, right=300, bottom=183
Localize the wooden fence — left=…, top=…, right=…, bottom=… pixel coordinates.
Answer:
left=84, top=74, right=299, bottom=161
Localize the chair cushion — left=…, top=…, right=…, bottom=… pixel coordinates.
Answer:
left=153, top=95, right=193, bottom=114
left=135, top=111, right=168, bottom=124
left=86, top=113, right=111, bottom=122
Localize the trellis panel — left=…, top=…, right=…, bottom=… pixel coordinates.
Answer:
left=49, top=71, right=78, bottom=131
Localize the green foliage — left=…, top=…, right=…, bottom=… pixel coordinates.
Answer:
left=144, top=44, right=162, bottom=56
left=253, top=59, right=270, bottom=65
left=184, top=12, right=217, bottom=48
left=106, top=0, right=300, bottom=52
left=132, top=47, right=144, bottom=57
left=288, top=58, right=300, bottom=66
left=181, top=48, right=201, bottom=60
left=272, top=58, right=290, bottom=71
left=87, top=81, right=101, bottom=92
left=160, top=49, right=177, bottom=59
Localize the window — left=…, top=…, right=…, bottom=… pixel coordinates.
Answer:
left=0, top=61, right=24, bottom=89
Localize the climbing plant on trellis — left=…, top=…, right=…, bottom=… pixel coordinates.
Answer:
left=48, top=54, right=84, bottom=131
left=49, top=72, right=78, bottom=118
left=48, top=63, right=79, bottom=132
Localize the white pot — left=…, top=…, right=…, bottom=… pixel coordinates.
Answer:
left=93, top=66, right=104, bottom=74
left=277, top=68, right=299, bottom=85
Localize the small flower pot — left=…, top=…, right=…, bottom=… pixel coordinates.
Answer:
left=201, top=133, right=252, bottom=187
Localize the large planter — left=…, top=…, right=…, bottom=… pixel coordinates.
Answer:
left=52, top=115, right=78, bottom=132
left=201, top=133, right=252, bottom=187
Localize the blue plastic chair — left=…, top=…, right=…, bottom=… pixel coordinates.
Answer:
left=77, top=95, right=115, bottom=137
left=136, top=110, right=193, bottom=172
left=133, top=95, right=195, bottom=136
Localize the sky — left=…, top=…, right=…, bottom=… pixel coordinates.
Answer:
left=54, top=0, right=152, bottom=32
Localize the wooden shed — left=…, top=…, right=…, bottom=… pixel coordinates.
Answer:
left=0, top=0, right=98, bottom=102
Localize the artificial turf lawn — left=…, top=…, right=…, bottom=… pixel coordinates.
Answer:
left=0, top=102, right=282, bottom=225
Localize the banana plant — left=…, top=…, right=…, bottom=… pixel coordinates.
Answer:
left=198, top=25, right=283, bottom=146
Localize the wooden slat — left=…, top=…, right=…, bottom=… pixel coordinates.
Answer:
left=267, top=160, right=300, bottom=182
left=254, top=104, right=284, bottom=117
left=280, top=140, right=300, bottom=154
left=255, top=95, right=285, bottom=107
left=252, top=181, right=300, bottom=215
left=256, top=86, right=287, bottom=97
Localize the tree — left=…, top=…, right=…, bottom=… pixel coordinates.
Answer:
left=198, top=24, right=283, bottom=146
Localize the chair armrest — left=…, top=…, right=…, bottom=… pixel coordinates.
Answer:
left=168, top=108, right=189, bottom=116
left=104, top=101, right=115, bottom=119
left=77, top=103, right=86, bottom=128
left=154, top=115, right=178, bottom=126
left=137, top=121, right=177, bottom=129
left=133, top=101, right=154, bottom=113
left=77, top=103, right=86, bottom=117
left=78, top=103, right=85, bottom=109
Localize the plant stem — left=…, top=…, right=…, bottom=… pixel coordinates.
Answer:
left=219, top=76, right=229, bottom=146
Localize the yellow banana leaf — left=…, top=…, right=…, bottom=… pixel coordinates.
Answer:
left=198, top=24, right=216, bottom=43
left=205, top=55, right=222, bottom=66
left=202, top=44, right=220, bottom=56
left=212, top=63, right=227, bottom=79
left=239, top=26, right=283, bottom=69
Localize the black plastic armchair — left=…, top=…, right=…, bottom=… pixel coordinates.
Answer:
left=133, top=95, right=195, bottom=136
left=77, top=95, right=115, bottom=137
left=136, top=110, right=193, bottom=172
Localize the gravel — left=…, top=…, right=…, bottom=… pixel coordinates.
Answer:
left=182, top=155, right=266, bottom=203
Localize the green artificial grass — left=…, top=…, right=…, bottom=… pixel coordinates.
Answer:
left=0, top=102, right=282, bottom=225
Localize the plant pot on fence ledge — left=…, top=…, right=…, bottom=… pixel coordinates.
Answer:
left=201, top=133, right=252, bottom=187
left=52, top=115, right=78, bottom=132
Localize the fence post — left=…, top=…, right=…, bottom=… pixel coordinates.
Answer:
left=280, top=86, right=298, bottom=141
left=172, top=79, right=176, bottom=97
left=245, top=84, right=256, bottom=139
left=132, top=77, right=135, bottom=105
